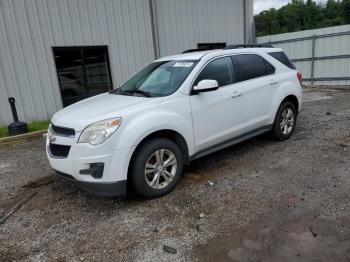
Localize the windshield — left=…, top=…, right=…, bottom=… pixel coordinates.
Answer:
left=112, top=60, right=198, bottom=97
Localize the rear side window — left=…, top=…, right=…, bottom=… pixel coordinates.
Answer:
left=234, top=54, right=275, bottom=82
left=269, top=52, right=296, bottom=70
left=194, top=57, right=235, bottom=87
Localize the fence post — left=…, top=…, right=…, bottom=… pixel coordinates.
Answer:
left=311, top=34, right=316, bottom=85
left=252, top=21, right=256, bottom=44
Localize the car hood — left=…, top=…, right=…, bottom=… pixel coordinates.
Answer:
left=51, top=93, right=162, bottom=131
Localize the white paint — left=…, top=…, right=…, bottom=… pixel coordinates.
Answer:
left=47, top=47, right=302, bottom=193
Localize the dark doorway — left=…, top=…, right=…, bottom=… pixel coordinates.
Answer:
left=197, top=43, right=227, bottom=50
left=53, top=46, right=113, bottom=107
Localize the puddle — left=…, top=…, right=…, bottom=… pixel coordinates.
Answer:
left=336, top=137, right=350, bottom=147
left=195, top=227, right=350, bottom=262
left=21, top=176, right=56, bottom=189
left=194, top=193, right=350, bottom=262
left=182, top=168, right=218, bottom=186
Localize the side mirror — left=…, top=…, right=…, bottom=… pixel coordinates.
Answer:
left=193, top=80, right=219, bottom=93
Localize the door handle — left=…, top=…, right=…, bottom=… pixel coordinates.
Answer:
left=232, top=90, right=242, bottom=98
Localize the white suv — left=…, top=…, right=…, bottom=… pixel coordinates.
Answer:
left=47, top=45, right=302, bottom=198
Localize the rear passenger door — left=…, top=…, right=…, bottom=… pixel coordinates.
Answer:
left=233, top=54, right=276, bottom=132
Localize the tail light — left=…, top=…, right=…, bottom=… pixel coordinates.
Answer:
left=297, top=71, right=302, bottom=85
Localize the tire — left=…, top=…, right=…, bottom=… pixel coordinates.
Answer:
left=130, top=138, right=184, bottom=198
left=272, top=101, right=297, bottom=141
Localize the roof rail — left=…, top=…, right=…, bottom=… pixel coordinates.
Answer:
left=182, top=43, right=274, bottom=54
left=223, top=44, right=273, bottom=50
left=182, top=48, right=213, bottom=54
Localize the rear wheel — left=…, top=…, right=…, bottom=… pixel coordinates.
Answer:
left=130, top=138, right=183, bottom=198
left=272, top=101, right=297, bottom=141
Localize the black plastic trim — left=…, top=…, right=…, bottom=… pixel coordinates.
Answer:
left=190, top=125, right=272, bottom=161
left=49, top=143, right=71, bottom=158
left=51, top=124, right=75, bottom=137
left=79, top=163, right=104, bottom=179
left=224, top=44, right=273, bottom=50
left=55, top=171, right=127, bottom=197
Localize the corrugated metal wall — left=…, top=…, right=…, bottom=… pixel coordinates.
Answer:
left=0, top=0, right=154, bottom=125
left=258, top=25, right=350, bottom=86
left=0, top=0, right=251, bottom=125
left=154, top=0, right=246, bottom=57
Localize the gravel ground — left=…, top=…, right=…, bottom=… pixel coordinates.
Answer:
left=0, top=87, right=349, bottom=262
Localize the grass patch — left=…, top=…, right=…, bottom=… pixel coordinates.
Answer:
left=27, top=120, right=50, bottom=133
left=0, top=120, right=50, bottom=138
left=0, top=126, right=8, bottom=138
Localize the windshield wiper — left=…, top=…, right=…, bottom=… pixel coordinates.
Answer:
left=109, top=88, right=124, bottom=94
left=130, top=90, right=152, bottom=97
left=110, top=88, right=152, bottom=97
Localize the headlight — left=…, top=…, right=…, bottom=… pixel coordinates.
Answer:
left=78, top=118, right=122, bottom=146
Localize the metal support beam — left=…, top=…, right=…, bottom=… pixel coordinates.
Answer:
left=303, top=77, right=350, bottom=82
left=310, top=34, right=316, bottom=86
left=291, top=54, right=350, bottom=63
left=148, top=0, right=160, bottom=59
left=259, top=30, right=350, bottom=85
left=243, top=0, right=247, bottom=43
left=260, top=31, right=350, bottom=45
left=252, top=21, right=256, bottom=44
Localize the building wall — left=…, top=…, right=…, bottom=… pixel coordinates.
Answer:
left=0, top=0, right=252, bottom=125
left=258, top=24, right=350, bottom=86
left=0, top=0, right=154, bottom=125
left=154, top=0, right=249, bottom=57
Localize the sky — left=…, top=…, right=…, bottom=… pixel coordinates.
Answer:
left=254, top=0, right=328, bottom=14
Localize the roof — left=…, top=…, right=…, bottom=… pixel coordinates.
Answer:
left=156, top=47, right=283, bottom=62
left=156, top=50, right=214, bottom=61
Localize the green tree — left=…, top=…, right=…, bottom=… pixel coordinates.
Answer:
left=254, top=0, right=349, bottom=36
left=343, top=0, right=350, bottom=23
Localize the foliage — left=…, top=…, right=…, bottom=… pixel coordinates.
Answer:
left=0, top=120, right=49, bottom=138
left=27, top=120, right=50, bottom=133
left=0, top=126, right=7, bottom=138
left=255, top=0, right=350, bottom=36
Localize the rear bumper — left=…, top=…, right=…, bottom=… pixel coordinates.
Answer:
left=55, top=171, right=127, bottom=197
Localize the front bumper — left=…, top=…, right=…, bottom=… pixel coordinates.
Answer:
left=55, top=171, right=127, bottom=197
left=46, top=126, right=135, bottom=197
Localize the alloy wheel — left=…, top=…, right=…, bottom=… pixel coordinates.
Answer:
left=144, top=149, right=177, bottom=189
left=280, top=107, right=295, bottom=135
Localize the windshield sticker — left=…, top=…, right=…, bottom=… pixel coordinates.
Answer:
left=173, top=62, right=194, bottom=68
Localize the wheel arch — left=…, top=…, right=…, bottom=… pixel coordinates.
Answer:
left=126, top=129, right=190, bottom=184
left=282, top=94, right=299, bottom=112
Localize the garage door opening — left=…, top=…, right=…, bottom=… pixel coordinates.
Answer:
left=53, top=46, right=113, bottom=107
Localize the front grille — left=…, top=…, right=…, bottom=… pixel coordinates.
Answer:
left=51, top=124, right=75, bottom=137
left=49, top=143, right=71, bottom=158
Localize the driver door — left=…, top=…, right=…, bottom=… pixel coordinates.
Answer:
left=189, top=56, right=245, bottom=153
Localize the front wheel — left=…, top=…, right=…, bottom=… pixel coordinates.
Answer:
left=130, top=138, right=184, bottom=198
left=272, top=101, right=297, bottom=141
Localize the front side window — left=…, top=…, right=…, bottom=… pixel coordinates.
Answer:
left=194, top=57, right=235, bottom=87
left=234, top=54, right=275, bottom=82
left=115, top=60, right=198, bottom=97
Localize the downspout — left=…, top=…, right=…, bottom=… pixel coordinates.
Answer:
left=243, top=0, right=247, bottom=43
left=148, top=0, right=160, bottom=59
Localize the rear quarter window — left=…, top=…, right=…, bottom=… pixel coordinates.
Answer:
left=269, top=52, right=296, bottom=70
